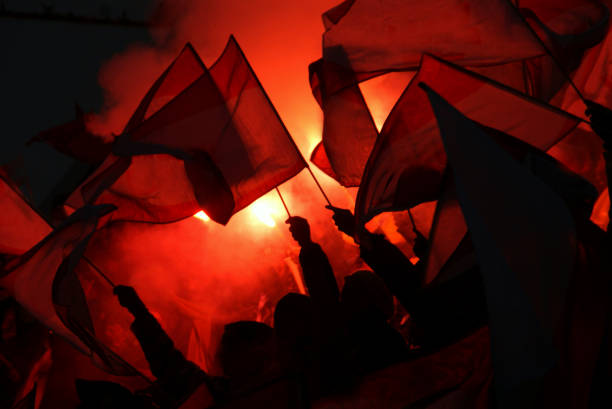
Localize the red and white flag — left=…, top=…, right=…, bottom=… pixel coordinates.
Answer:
left=355, top=55, right=581, bottom=229
left=424, top=83, right=577, bottom=408
left=67, top=37, right=305, bottom=225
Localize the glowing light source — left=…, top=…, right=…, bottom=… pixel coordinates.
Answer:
left=250, top=200, right=277, bottom=227
left=193, top=210, right=210, bottom=222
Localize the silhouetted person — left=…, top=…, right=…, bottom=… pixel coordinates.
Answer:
left=274, top=293, right=317, bottom=407
left=112, top=285, right=217, bottom=408
left=216, top=320, right=277, bottom=395
left=285, top=216, right=340, bottom=314
left=340, top=270, right=407, bottom=372
left=285, top=216, right=403, bottom=387
left=274, top=293, right=315, bottom=373
left=327, top=207, right=487, bottom=351
left=285, top=217, right=354, bottom=393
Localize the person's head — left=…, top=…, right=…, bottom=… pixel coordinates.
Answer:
left=216, top=321, right=276, bottom=382
left=274, top=293, right=314, bottom=341
left=340, top=270, right=394, bottom=321
left=274, top=293, right=315, bottom=368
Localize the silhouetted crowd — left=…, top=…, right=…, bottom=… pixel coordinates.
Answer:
left=2, top=102, right=612, bottom=409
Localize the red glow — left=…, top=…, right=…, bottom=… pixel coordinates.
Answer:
left=75, top=0, right=420, bottom=384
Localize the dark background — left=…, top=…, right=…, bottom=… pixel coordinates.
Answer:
left=0, top=0, right=155, bottom=211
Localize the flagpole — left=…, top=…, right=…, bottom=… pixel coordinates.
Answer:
left=505, top=0, right=586, bottom=103
left=0, top=176, right=155, bottom=385
left=228, top=35, right=335, bottom=207
left=83, top=256, right=116, bottom=288
left=275, top=187, right=291, bottom=218
left=406, top=208, right=419, bottom=234
left=306, top=167, right=333, bottom=206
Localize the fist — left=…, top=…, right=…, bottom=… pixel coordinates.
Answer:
left=286, top=216, right=311, bottom=246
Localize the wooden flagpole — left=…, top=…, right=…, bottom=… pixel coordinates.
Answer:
left=275, top=187, right=292, bottom=218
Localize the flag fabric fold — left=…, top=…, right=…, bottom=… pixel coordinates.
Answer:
left=355, top=54, right=581, bottom=228
left=308, top=55, right=378, bottom=186
left=28, top=105, right=111, bottom=165
left=423, top=83, right=577, bottom=408
left=0, top=203, right=140, bottom=376
left=322, top=0, right=544, bottom=76
left=0, top=205, right=115, bottom=353
left=124, top=43, right=207, bottom=133
left=308, top=1, right=608, bottom=186
left=67, top=37, right=305, bottom=225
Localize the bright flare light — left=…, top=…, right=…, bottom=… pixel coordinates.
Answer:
left=193, top=210, right=210, bottom=222
left=250, top=200, right=277, bottom=227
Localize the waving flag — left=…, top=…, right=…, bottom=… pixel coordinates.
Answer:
left=520, top=0, right=609, bottom=101
left=0, top=204, right=140, bottom=376
left=355, top=55, right=581, bottom=228
left=309, top=53, right=378, bottom=186
left=0, top=206, right=114, bottom=353
left=124, top=43, right=207, bottom=133
left=322, top=0, right=543, bottom=76
left=28, top=105, right=111, bottom=165
left=424, top=83, right=577, bottom=408
left=67, top=37, right=305, bottom=225
left=308, top=0, right=608, bottom=185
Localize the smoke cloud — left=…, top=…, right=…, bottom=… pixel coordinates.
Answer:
left=80, top=0, right=420, bottom=375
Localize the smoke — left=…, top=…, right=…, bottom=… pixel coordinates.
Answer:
left=78, top=0, right=421, bottom=376
left=88, top=0, right=341, bottom=150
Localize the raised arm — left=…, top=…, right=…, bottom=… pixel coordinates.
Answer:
left=327, top=206, right=424, bottom=311
left=113, top=285, right=217, bottom=405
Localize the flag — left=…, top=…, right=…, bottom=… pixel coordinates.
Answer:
left=124, top=43, right=207, bottom=132
left=66, top=37, right=305, bottom=225
left=545, top=1, right=612, bottom=192
left=321, top=0, right=544, bottom=77
left=308, top=1, right=607, bottom=185
left=207, top=36, right=306, bottom=212
left=422, top=172, right=469, bottom=286
left=0, top=204, right=140, bottom=376
left=29, top=44, right=207, bottom=166
left=28, top=104, right=111, bottom=164
left=355, top=54, right=581, bottom=228
left=13, top=347, right=52, bottom=409
left=11, top=385, right=36, bottom=409
left=0, top=205, right=114, bottom=352
left=309, top=53, right=378, bottom=186
left=422, top=127, right=591, bottom=285
left=423, top=83, right=577, bottom=408
left=310, top=141, right=340, bottom=181
left=0, top=175, right=51, bottom=256
left=520, top=0, right=609, bottom=101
